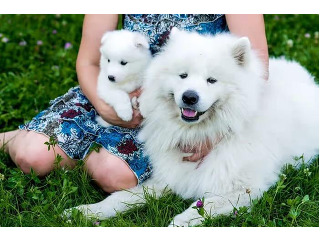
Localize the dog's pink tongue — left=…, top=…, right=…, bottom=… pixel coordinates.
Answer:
left=182, top=108, right=197, bottom=117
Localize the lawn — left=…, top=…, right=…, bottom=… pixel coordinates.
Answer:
left=0, top=14, right=319, bottom=227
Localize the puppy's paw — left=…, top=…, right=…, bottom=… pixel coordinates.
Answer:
left=169, top=210, right=203, bottom=227
left=96, top=116, right=111, bottom=127
left=116, top=105, right=133, bottom=121
left=131, top=96, right=139, bottom=110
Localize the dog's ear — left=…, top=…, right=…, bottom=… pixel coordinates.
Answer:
left=232, top=37, right=251, bottom=66
left=99, top=32, right=109, bottom=55
left=134, top=33, right=150, bottom=49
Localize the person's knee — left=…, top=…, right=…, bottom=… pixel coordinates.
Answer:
left=95, top=162, right=137, bottom=193
left=10, top=131, right=74, bottom=176
left=110, top=175, right=136, bottom=193
left=87, top=152, right=137, bottom=193
left=14, top=145, right=54, bottom=176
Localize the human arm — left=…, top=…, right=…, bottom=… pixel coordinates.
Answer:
left=76, top=14, right=142, bottom=128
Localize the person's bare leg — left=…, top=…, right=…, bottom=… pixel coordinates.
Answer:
left=2, top=129, right=75, bottom=176
left=85, top=148, right=138, bottom=193
left=0, top=129, right=19, bottom=152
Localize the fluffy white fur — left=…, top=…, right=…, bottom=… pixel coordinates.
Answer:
left=66, top=28, right=319, bottom=226
left=96, top=30, right=151, bottom=127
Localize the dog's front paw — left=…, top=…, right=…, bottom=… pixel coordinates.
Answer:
left=62, top=205, right=101, bottom=220
left=169, top=210, right=203, bottom=227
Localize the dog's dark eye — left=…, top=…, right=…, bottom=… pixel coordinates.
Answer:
left=179, top=73, right=188, bottom=79
left=120, top=60, right=128, bottom=66
left=107, top=59, right=110, bottom=63
left=207, top=77, right=217, bottom=84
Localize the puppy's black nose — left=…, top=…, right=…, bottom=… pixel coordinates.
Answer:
left=108, top=75, right=115, bottom=82
left=182, top=90, right=199, bottom=105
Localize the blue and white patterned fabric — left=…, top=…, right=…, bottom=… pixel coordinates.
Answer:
left=20, top=86, right=152, bottom=184
left=123, top=14, right=229, bottom=54
left=20, top=14, right=228, bottom=184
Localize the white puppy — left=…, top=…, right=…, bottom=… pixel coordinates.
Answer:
left=66, top=28, right=319, bottom=227
left=96, top=30, right=152, bottom=127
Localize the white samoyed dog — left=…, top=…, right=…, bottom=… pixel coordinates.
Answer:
left=96, top=30, right=152, bottom=127
left=67, top=28, right=319, bottom=226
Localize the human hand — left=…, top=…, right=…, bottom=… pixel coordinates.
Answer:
left=182, top=139, right=213, bottom=162
left=96, top=88, right=143, bottom=129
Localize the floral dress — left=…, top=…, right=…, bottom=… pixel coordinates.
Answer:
left=19, top=14, right=229, bottom=184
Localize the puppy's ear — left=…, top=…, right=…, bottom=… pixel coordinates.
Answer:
left=101, top=32, right=110, bottom=45
left=134, top=34, right=150, bottom=49
left=232, top=37, right=251, bottom=66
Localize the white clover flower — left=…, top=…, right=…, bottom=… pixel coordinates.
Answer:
left=287, top=39, right=294, bottom=47
left=19, top=40, right=27, bottom=46
left=303, top=168, right=311, bottom=176
left=2, top=37, right=9, bottom=43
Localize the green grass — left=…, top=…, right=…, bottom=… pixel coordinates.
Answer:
left=0, top=14, right=319, bottom=227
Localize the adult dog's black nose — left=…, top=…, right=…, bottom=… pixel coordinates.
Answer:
left=182, top=90, right=199, bottom=105
left=108, top=75, right=115, bottom=82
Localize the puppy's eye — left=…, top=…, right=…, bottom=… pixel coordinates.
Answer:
left=207, top=77, right=217, bottom=84
left=107, top=59, right=110, bottom=63
left=179, top=73, right=188, bottom=79
left=120, top=60, right=128, bottom=66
